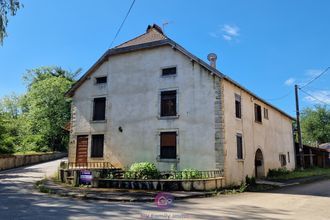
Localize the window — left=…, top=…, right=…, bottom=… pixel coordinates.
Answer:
left=162, top=67, right=176, bottom=76
left=93, top=97, right=106, bottom=121
left=264, top=108, right=269, bottom=119
left=287, top=152, right=290, bottom=163
left=91, top=134, right=104, bottom=157
left=235, top=94, right=241, bottom=119
left=254, top=104, right=262, bottom=123
left=160, top=132, right=177, bottom=159
left=236, top=134, right=243, bottom=159
left=160, top=90, right=177, bottom=117
left=279, top=154, right=287, bottom=167
left=95, top=76, right=107, bottom=84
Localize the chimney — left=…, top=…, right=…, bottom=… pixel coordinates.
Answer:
left=207, top=53, right=218, bottom=68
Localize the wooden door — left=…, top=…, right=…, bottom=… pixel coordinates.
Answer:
left=76, top=135, right=88, bottom=164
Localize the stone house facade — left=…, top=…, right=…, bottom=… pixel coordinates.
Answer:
left=66, top=24, right=295, bottom=185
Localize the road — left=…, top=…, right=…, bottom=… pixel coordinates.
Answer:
left=0, top=159, right=330, bottom=220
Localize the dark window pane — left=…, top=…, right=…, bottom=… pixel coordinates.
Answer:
left=236, top=135, right=243, bottom=159
left=91, top=135, right=104, bottom=157
left=254, top=104, right=262, bottom=123
left=93, top=98, right=106, bottom=121
left=160, top=132, right=176, bottom=159
left=235, top=100, right=241, bottom=118
left=264, top=108, right=269, bottom=119
left=161, top=91, right=177, bottom=116
left=96, top=77, right=107, bottom=84
left=162, top=67, right=176, bottom=76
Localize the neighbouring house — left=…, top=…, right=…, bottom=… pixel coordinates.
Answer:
left=319, top=143, right=330, bottom=159
left=295, top=143, right=330, bottom=168
left=66, top=24, right=296, bottom=185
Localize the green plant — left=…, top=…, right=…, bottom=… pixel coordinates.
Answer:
left=245, top=175, right=256, bottom=186
left=267, top=168, right=290, bottom=178
left=182, top=168, right=202, bottom=179
left=125, top=162, right=159, bottom=179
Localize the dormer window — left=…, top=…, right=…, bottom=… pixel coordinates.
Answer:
left=95, top=76, right=107, bottom=84
left=162, top=67, right=176, bottom=77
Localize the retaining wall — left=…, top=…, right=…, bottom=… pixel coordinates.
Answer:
left=0, top=152, right=67, bottom=171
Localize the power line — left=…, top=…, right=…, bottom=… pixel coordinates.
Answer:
left=300, top=67, right=330, bottom=89
left=109, top=0, right=136, bottom=48
left=265, top=91, right=292, bottom=101
left=299, top=88, right=329, bottom=105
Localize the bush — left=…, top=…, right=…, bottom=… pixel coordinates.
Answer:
left=245, top=175, right=256, bottom=186
left=182, top=168, right=202, bottom=179
left=267, top=168, right=290, bottom=178
left=125, top=162, right=159, bottom=179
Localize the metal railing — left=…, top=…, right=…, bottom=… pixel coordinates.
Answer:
left=65, top=162, right=115, bottom=170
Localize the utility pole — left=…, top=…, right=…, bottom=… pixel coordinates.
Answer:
left=295, top=84, right=304, bottom=169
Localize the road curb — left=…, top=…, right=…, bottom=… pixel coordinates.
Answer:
left=35, top=180, right=218, bottom=202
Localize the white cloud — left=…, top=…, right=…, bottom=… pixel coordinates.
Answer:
left=305, top=69, right=323, bottom=77
left=209, top=24, right=240, bottom=41
left=284, top=78, right=296, bottom=86
left=304, top=90, right=330, bottom=104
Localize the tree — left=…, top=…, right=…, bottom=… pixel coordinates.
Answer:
left=0, top=94, right=23, bottom=153
left=301, top=105, right=330, bottom=146
left=0, top=0, right=22, bottom=45
left=23, top=67, right=77, bottom=152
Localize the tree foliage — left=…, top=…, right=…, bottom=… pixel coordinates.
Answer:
left=301, top=105, right=330, bottom=146
left=0, top=66, right=77, bottom=154
left=0, top=0, right=22, bottom=45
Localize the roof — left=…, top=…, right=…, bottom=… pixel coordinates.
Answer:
left=319, top=143, right=330, bottom=150
left=66, top=24, right=294, bottom=120
left=115, top=24, right=166, bottom=48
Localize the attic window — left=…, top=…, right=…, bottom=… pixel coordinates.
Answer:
left=162, top=67, right=177, bottom=76
left=95, top=76, right=107, bottom=84
left=254, top=104, right=262, bottom=123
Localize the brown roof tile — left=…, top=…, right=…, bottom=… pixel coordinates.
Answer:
left=115, top=24, right=166, bottom=48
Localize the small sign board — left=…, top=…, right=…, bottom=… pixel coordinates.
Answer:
left=79, top=170, right=92, bottom=185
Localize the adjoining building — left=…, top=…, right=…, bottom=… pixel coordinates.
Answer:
left=66, top=24, right=296, bottom=185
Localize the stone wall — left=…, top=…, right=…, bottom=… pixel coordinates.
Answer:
left=0, top=152, right=67, bottom=171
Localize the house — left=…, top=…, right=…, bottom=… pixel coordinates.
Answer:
left=66, top=24, right=296, bottom=185
left=295, top=143, right=330, bottom=168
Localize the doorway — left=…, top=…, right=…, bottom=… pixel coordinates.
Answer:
left=76, top=135, right=88, bottom=164
left=255, top=149, right=265, bottom=178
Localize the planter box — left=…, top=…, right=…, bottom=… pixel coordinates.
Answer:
left=96, top=177, right=224, bottom=191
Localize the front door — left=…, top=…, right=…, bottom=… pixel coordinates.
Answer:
left=76, top=135, right=88, bottom=164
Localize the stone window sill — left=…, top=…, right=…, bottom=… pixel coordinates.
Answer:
left=157, top=156, right=180, bottom=163
left=157, top=115, right=180, bottom=120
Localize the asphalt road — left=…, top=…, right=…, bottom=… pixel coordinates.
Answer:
left=0, top=159, right=330, bottom=220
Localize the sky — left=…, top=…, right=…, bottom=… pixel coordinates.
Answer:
left=1, top=0, right=329, bottom=116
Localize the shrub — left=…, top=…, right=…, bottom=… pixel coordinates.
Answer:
left=245, top=175, right=256, bottom=186
left=267, top=168, right=290, bottom=178
left=182, top=168, right=202, bottom=179
left=125, top=162, right=159, bottom=179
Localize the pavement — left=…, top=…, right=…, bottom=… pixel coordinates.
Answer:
left=1, top=159, right=330, bottom=219
left=37, top=179, right=214, bottom=202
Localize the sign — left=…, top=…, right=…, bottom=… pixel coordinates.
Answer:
left=155, top=192, right=174, bottom=209
left=79, top=170, right=92, bottom=185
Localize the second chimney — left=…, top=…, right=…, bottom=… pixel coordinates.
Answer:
left=207, top=53, right=218, bottom=68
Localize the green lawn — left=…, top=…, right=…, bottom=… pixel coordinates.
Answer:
left=268, top=167, right=330, bottom=180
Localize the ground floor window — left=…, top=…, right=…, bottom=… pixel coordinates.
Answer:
left=236, top=133, right=243, bottom=159
left=160, top=132, right=177, bottom=159
left=91, top=134, right=104, bottom=157
left=279, top=154, right=287, bottom=167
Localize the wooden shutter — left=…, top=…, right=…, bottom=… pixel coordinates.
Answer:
left=161, top=91, right=177, bottom=117
left=160, top=132, right=176, bottom=159
left=91, top=135, right=104, bottom=157
left=93, top=98, right=106, bottom=121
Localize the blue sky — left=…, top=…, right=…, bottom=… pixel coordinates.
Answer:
left=1, top=0, right=329, bottom=116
